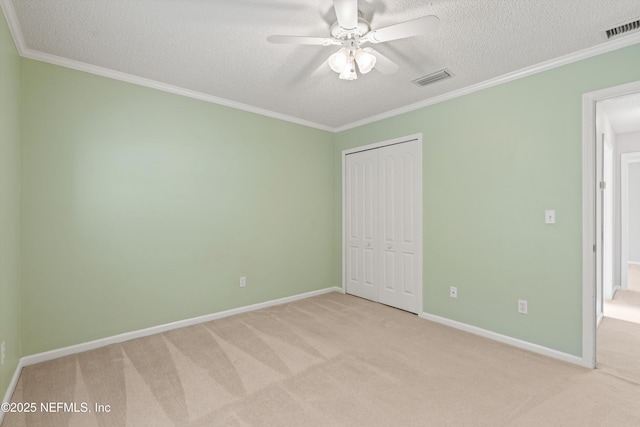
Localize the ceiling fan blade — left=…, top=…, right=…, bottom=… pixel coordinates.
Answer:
left=364, top=48, right=399, bottom=75
left=333, top=0, right=358, bottom=30
left=311, top=59, right=332, bottom=78
left=367, top=15, right=440, bottom=43
left=267, top=35, right=335, bottom=46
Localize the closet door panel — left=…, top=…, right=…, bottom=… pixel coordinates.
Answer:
left=345, top=149, right=378, bottom=302
left=378, top=141, right=420, bottom=313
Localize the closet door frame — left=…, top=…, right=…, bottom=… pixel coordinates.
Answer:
left=341, top=133, right=423, bottom=314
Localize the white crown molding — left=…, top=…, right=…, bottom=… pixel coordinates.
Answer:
left=0, top=0, right=332, bottom=132
left=0, top=0, right=25, bottom=51
left=22, top=49, right=336, bottom=133
left=335, top=32, right=640, bottom=133
left=2, top=0, right=640, bottom=133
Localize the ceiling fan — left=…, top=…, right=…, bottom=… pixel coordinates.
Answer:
left=267, top=0, right=440, bottom=81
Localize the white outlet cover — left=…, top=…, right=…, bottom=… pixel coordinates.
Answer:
left=518, top=299, right=528, bottom=314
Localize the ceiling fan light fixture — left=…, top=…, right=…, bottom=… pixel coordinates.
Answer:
left=339, top=57, right=358, bottom=80
left=329, top=48, right=350, bottom=73
left=268, top=2, right=442, bottom=83
left=354, top=48, right=376, bottom=74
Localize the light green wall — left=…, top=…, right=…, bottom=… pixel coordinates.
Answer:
left=334, top=44, right=640, bottom=356
left=7, top=11, right=640, bottom=371
left=0, top=9, right=21, bottom=398
left=20, top=59, right=334, bottom=355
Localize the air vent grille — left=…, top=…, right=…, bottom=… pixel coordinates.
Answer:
left=604, top=19, right=640, bottom=39
left=412, top=69, right=453, bottom=87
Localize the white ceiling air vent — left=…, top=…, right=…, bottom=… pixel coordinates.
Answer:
left=603, top=18, right=640, bottom=39
left=412, top=69, right=453, bottom=87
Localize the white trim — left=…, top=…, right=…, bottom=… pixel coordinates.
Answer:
left=612, top=285, right=622, bottom=298
left=3, top=0, right=640, bottom=134
left=0, top=358, right=25, bottom=424
left=0, top=286, right=340, bottom=422
left=0, top=0, right=25, bottom=52
left=0, top=3, right=25, bottom=417
left=582, top=80, right=640, bottom=369
left=18, top=287, right=339, bottom=367
left=582, top=90, right=597, bottom=369
left=419, top=312, right=586, bottom=367
left=24, top=50, right=335, bottom=133
left=597, top=312, right=604, bottom=328
left=335, top=33, right=640, bottom=133
left=341, top=134, right=423, bottom=315
left=0, top=0, right=332, bottom=133
left=332, top=286, right=346, bottom=294
left=620, top=153, right=640, bottom=289
left=341, top=134, right=421, bottom=156
left=628, top=261, right=640, bottom=266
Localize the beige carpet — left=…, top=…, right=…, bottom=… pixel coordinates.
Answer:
left=603, top=265, right=640, bottom=324
left=604, top=290, right=640, bottom=324
left=598, top=264, right=640, bottom=387
left=3, top=292, right=640, bottom=426
left=597, top=317, right=640, bottom=384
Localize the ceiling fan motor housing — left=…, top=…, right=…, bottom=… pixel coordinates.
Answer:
left=330, top=17, right=371, bottom=40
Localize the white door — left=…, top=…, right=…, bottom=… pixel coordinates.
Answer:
left=345, top=149, right=379, bottom=302
left=378, top=141, right=421, bottom=313
left=344, top=138, right=422, bottom=313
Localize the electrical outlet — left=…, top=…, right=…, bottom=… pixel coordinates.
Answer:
left=518, top=299, right=528, bottom=314
left=240, top=276, right=246, bottom=288
left=449, top=286, right=458, bottom=299
left=1, top=341, right=5, bottom=365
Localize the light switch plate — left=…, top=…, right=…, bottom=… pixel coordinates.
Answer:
left=545, top=210, right=556, bottom=224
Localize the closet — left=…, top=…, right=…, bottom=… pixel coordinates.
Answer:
left=344, top=136, right=422, bottom=313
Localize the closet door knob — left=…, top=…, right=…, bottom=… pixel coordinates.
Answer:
left=387, top=245, right=392, bottom=250
left=367, top=242, right=371, bottom=248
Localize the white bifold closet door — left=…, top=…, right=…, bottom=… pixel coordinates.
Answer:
left=345, top=140, right=421, bottom=313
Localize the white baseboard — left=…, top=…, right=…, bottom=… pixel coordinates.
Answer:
left=612, top=285, right=622, bottom=298
left=597, top=312, right=604, bottom=327
left=21, top=286, right=341, bottom=367
left=5, top=286, right=587, bottom=422
left=1, top=358, right=25, bottom=425
left=0, top=286, right=341, bottom=415
left=419, top=312, right=587, bottom=368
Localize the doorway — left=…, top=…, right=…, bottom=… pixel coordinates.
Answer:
left=583, top=80, right=640, bottom=369
left=342, top=134, right=423, bottom=314
left=620, top=153, right=640, bottom=297
left=596, top=95, right=640, bottom=323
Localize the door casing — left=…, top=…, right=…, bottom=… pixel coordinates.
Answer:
left=582, top=80, right=640, bottom=368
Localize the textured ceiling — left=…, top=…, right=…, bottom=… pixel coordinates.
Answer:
left=3, top=0, right=640, bottom=130
left=600, top=93, right=640, bottom=135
